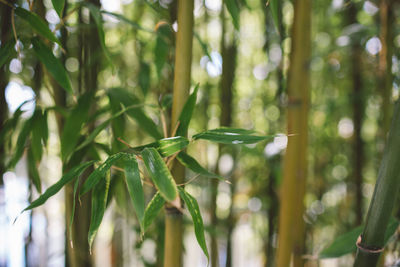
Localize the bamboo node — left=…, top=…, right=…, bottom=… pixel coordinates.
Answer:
left=356, top=235, right=384, bottom=254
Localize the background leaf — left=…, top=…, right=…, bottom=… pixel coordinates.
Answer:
left=15, top=7, right=61, bottom=45
left=0, top=39, right=15, bottom=68
left=141, top=148, right=178, bottom=202
left=225, top=0, right=240, bottom=30
left=123, top=154, right=145, bottom=229
left=27, top=148, right=42, bottom=193
left=129, top=136, right=189, bottom=157
left=31, top=37, right=72, bottom=95
left=88, top=173, right=111, bottom=251
left=269, top=0, right=280, bottom=33
left=177, top=152, right=224, bottom=181
left=51, top=0, right=65, bottom=17
left=178, top=188, right=209, bottom=261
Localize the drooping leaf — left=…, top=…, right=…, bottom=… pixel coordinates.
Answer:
left=178, top=188, right=209, bottom=261
left=161, top=94, right=173, bottom=109
left=7, top=114, right=34, bottom=169
left=269, top=0, right=280, bottom=33
left=176, top=152, right=224, bottom=181
left=80, top=152, right=126, bottom=195
left=225, top=0, right=240, bottom=30
left=141, top=148, right=178, bottom=202
left=0, top=39, right=15, bottom=68
left=22, top=160, right=96, bottom=212
left=194, top=32, right=211, bottom=61
left=192, top=127, right=274, bottom=144
left=107, top=88, right=162, bottom=139
left=31, top=37, right=72, bottom=95
left=15, top=7, right=61, bottom=46
left=31, top=108, right=48, bottom=162
left=61, top=92, right=93, bottom=161
left=75, top=105, right=138, bottom=151
left=51, top=0, right=65, bottom=17
left=123, top=154, right=145, bottom=229
left=69, top=174, right=81, bottom=246
left=88, top=172, right=110, bottom=252
left=319, top=217, right=399, bottom=258
left=138, top=62, right=151, bottom=96
left=82, top=2, right=112, bottom=66
left=176, top=84, right=199, bottom=137
left=101, top=11, right=152, bottom=32
left=27, top=148, right=41, bottom=193
left=129, top=136, right=189, bottom=157
left=0, top=100, right=27, bottom=146
left=154, top=23, right=171, bottom=79
left=143, top=192, right=165, bottom=233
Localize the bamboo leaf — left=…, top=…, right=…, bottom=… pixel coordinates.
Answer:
left=129, top=136, right=189, bottom=157
left=51, top=0, right=65, bottom=17
left=192, top=127, right=274, bottom=144
left=27, top=148, right=41, bottom=193
left=82, top=3, right=112, bottom=66
left=31, top=108, right=48, bottom=162
left=101, top=11, right=152, bottom=32
left=61, top=92, right=93, bottom=162
left=194, top=32, right=211, bottom=61
left=178, top=188, right=209, bottom=261
left=107, top=88, right=162, bottom=139
left=141, top=148, right=178, bottom=202
left=176, top=84, right=199, bottom=137
left=7, top=114, right=34, bottom=169
left=68, top=174, right=81, bottom=246
left=155, top=24, right=171, bottom=79
left=319, top=217, right=399, bottom=259
left=88, top=172, right=110, bottom=252
left=225, top=0, right=240, bottom=30
left=138, top=62, right=150, bottom=96
left=80, top=152, right=126, bottom=195
left=15, top=7, right=61, bottom=45
left=22, top=160, right=95, bottom=212
left=143, top=192, right=165, bottom=233
left=269, top=0, right=280, bottom=33
left=123, top=154, right=145, bottom=229
left=31, top=37, right=72, bottom=95
left=177, top=152, right=225, bottom=181
left=0, top=39, right=15, bottom=68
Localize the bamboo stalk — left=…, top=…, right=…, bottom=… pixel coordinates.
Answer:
left=353, top=100, right=400, bottom=266
left=275, top=0, right=311, bottom=266
left=163, top=1, right=194, bottom=267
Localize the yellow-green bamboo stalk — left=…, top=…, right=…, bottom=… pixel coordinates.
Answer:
left=275, top=0, right=310, bottom=266
left=164, top=1, right=194, bottom=267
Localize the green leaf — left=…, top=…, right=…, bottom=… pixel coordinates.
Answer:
left=176, top=152, right=225, bottom=182
left=0, top=100, right=27, bottom=146
left=319, top=217, right=399, bottom=258
left=129, top=136, right=189, bottom=157
left=52, top=0, right=65, bottom=17
left=15, top=7, right=61, bottom=46
left=194, top=32, right=211, bottom=61
left=123, top=154, right=145, bottom=229
left=176, top=84, right=199, bottom=137
left=192, top=127, right=274, bottom=144
left=27, top=148, right=41, bottom=193
left=82, top=3, right=112, bottom=66
left=143, top=192, right=165, bottom=233
left=154, top=25, right=170, bottom=79
left=31, top=37, right=72, bottom=95
left=68, top=174, right=81, bottom=246
left=75, top=105, right=138, bottom=152
left=61, top=92, right=93, bottom=161
left=141, top=148, right=178, bottom=202
left=7, top=114, right=34, bottom=169
left=225, top=0, right=240, bottom=30
left=80, top=152, right=126, bottom=195
left=138, top=62, right=150, bottom=96
left=31, top=108, right=48, bottom=162
left=0, top=39, right=15, bottom=68
left=178, top=188, right=209, bottom=261
left=22, top=161, right=95, bottom=212
left=269, top=0, right=280, bottom=33
left=88, top=172, right=110, bottom=252
left=101, top=11, right=152, bottom=32
left=107, top=88, right=162, bottom=139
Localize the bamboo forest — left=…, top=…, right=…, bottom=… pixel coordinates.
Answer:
left=1, top=0, right=400, bottom=266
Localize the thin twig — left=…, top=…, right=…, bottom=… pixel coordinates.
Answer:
left=177, top=174, right=200, bottom=186
left=54, top=5, right=80, bottom=32
left=160, top=109, right=168, bottom=139
left=117, top=137, right=133, bottom=148
left=11, top=10, right=21, bottom=61
left=170, top=121, right=180, bottom=137
left=166, top=152, right=179, bottom=169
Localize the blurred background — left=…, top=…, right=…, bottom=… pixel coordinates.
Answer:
left=0, top=0, right=399, bottom=266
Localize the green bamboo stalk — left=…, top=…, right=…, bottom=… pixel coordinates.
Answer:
left=353, top=100, right=400, bottom=266
left=164, top=1, right=194, bottom=267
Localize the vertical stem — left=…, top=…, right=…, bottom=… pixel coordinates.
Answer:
left=275, top=0, right=311, bottom=266
left=164, top=1, right=194, bottom=267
